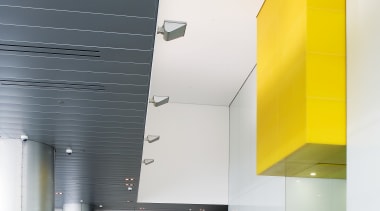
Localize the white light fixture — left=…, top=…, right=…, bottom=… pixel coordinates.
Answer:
left=99, top=205, right=103, bottom=208
left=66, top=147, right=73, bottom=155
left=20, top=134, right=28, bottom=142
left=142, top=159, right=154, bottom=165
left=127, top=186, right=133, bottom=191
left=149, top=96, right=169, bottom=107
left=145, top=135, right=160, bottom=143
left=310, top=172, right=317, bottom=176
left=157, top=20, right=187, bottom=41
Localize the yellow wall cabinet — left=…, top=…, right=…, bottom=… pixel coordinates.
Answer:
left=257, top=0, right=346, bottom=178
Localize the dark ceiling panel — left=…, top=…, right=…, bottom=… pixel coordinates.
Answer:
left=0, top=5, right=157, bottom=35
left=0, top=86, right=149, bottom=100
left=0, top=95, right=146, bottom=110
left=0, top=0, right=158, bottom=18
left=0, top=1, right=229, bottom=211
left=0, top=2, right=158, bottom=210
left=0, top=68, right=149, bottom=85
left=0, top=24, right=154, bottom=50
left=0, top=53, right=152, bottom=75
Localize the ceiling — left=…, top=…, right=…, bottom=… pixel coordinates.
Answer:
left=150, top=0, right=264, bottom=106
left=0, top=0, right=158, bottom=209
left=0, top=0, right=264, bottom=210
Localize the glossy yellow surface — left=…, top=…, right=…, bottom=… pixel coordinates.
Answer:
left=257, top=0, right=346, bottom=177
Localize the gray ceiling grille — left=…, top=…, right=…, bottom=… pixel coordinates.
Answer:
left=0, top=43, right=100, bottom=58
left=0, top=79, right=105, bottom=91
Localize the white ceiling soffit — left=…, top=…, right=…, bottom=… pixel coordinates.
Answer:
left=150, top=0, right=265, bottom=106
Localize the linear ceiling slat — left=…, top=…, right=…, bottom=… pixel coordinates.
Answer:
left=0, top=24, right=154, bottom=50
left=0, top=86, right=149, bottom=100
left=0, top=67, right=149, bottom=85
left=0, top=6, right=156, bottom=35
left=0, top=0, right=158, bottom=18
left=0, top=53, right=152, bottom=75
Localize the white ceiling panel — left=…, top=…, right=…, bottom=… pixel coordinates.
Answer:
left=150, top=0, right=264, bottom=106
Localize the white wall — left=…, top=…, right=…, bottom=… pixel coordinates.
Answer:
left=0, top=139, right=22, bottom=211
left=229, top=70, right=286, bottom=211
left=138, top=103, right=229, bottom=204
left=347, top=0, right=380, bottom=210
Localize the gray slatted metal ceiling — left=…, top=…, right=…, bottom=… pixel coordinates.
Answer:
left=0, top=1, right=227, bottom=210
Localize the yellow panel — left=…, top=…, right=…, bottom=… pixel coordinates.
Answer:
left=257, top=0, right=346, bottom=177
left=307, top=0, right=346, bottom=54
left=307, top=98, right=346, bottom=145
left=306, top=0, right=346, bottom=146
left=257, top=0, right=307, bottom=174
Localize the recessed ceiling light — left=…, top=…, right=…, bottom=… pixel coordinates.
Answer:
left=130, top=178, right=134, bottom=181
left=310, top=172, right=317, bottom=176
left=125, top=178, right=129, bottom=181
left=127, top=186, right=133, bottom=191
left=99, top=205, right=103, bottom=208
left=20, top=134, right=28, bottom=142
left=66, top=147, right=73, bottom=155
left=55, top=192, right=63, bottom=195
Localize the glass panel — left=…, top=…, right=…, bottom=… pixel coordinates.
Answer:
left=286, top=177, right=346, bottom=211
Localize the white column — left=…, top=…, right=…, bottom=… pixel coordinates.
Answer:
left=63, top=203, right=92, bottom=211
left=22, top=140, right=55, bottom=211
left=0, top=139, right=55, bottom=211
left=347, top=0, right=380, bottom=210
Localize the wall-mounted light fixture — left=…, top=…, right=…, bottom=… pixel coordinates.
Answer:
left=145, top=135, right=160, bottom=143
left=149, top=96, right=169, bottom=107
left=142, top=159, right=154, bottom=165
left=157, top=20, right=187, bottom=41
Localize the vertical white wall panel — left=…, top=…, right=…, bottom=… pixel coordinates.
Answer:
left=347, top=0, right=380, bottom=210
left=139, top=103, right=229, bottom=204
left=229, top=71, right=286, bottom=211
left=0, top=139, right=22, bottom=211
